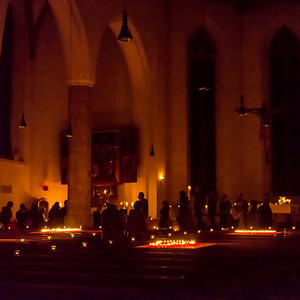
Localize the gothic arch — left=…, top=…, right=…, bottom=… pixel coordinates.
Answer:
left=47, top=0, right=93, bottom=86
left=188, top=28, right=216, bottom=194
left=269, top=27, right=300, bottom=195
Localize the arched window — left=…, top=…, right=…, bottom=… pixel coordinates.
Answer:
left=270, top=27, right=300, bottom=195
left=188, top=29, right=216, bottom=194
left=0, top=6, right=13, bottom=158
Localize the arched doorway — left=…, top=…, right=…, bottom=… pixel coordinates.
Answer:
left=270, top=27, right=300, bottom=195
left=188, top=29, right=216, bottom=195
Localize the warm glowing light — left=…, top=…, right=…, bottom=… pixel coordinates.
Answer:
left=205, top=205, right=208, bottom=209
left=278, top=196, right=291, bottom=205
left=70, top=234, right=74, bottom=238
left=79, top=226, right=82, bottom=229
left=151, top=235, right=155, bottom=239
left=59, top=203, right=62, bottom=207
left=99, top=226, right=102, bottom=229
left=92, top=233, right=96, bottom=236
left=108, top=240, right=113, bottom=244
left=146, top=239, right=198, bottom=248
left=210, top=228, right=214, bottom=232
left=233, top=229, right=277, bottom=235
left=221, top=228, right=224, bottom=231
left=131, top=237, right=135, bottom=241
left=197, top=230, right=201, bottom=233
left=48, top=236, right=51, bottom=240
left=150, top=217, right=153, bottom=221
left=41, top=228, right=82, bottom=233
left=8, top=227, right=10, bottom=230
left=169, top=226, right=172, bottom=230
left=82, top=242, right=87, bottom=248
left=20, top=239, right=25, bottom=242
left=250, top=226, right=253, bottom=229
left=51, top=245, right=56, bottom=251
left=231, top=226, right=234, bottom=229
left=159, top=173, right=165, bottom=181
left=26, top=226, right=29, bottom=229
left=168, top=233, right=172, bottom=237
left=292, top=226, right=296, bottom=230
left=268, top=227, right=272, bottom=230
left=14, top=250, right=20, bottom=256
left=184, top=231, right=187, bottom=235
left=188, top=185, right=191, bottom=191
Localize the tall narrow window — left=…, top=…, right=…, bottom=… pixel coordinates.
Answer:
left=270, top=28, right=300, bottom=195
left=0, top=7, right=13, bottom=158
left=188, top=29, right=216, bottom=195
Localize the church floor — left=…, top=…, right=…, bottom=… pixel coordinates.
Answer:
left=0, top=231, right=299, bottom=299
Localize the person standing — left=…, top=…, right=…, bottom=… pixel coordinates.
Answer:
left=259, top=194, right=273, bottom=228
left=192, top=186, right=206, bottom=230
left=177, top=191, right=189, bottom=231
left=159, top=201, right=170, bottom=229
left=138, top=192, right=148, bottom=218
left=207, top=191, right=217, bottom=229
left=0, top=201, right=13, bottom=230
left=219, top=194, right=231, bottom=228
left=16, top=203, right=29, bottom=229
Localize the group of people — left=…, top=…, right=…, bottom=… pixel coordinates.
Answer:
left=94, top=192, right=149, bottom=242
left=165, top=189, right=273, bottom=231
left=0, top=199, right=68, bottom=230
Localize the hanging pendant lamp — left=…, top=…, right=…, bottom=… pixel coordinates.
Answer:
left=118, top=11, right=133, bottom=42
left=18, top=113, right=26, bottom=128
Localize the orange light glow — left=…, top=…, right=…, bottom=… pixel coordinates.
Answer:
left=41, top=228, right=82, bottom=233
left=232, top=229, right=277, bottom=235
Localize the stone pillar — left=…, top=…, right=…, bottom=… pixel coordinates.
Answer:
left=65, top=85, right=92, bottom=228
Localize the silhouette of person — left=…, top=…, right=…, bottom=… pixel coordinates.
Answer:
left=48, top=202, right=61, bottom=227
left=38, top=198, right=49, bottom=224
left=207, top=191, right=217, bottom=228
left=0, top=201, right=13, bottom=230
left=93, top=205, right=102, bottom=229
left=219, top=194, right=231, bottom=228
left=59, top=200, right=68, bottom=226
left=192, top=186, right=205, bottom=230
left=102, top=203, right=124, bottom=242
left=16, top=203, right=29, bottom=229
left=127, top=201, right=146, bottom=240
left=159, top=201, right=170, bottom=229
left=138, top=192, right=148, bottom=218
left=232, top=198, right=247, bottom=228
left=30, top=201, right=43, bottom=230
left=247, top=200, right=259, bottom=228
left=177, top=191, right=189, bottom=231
left=259, top=194, right=273, bottom=228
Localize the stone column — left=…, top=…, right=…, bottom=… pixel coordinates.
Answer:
left=65, top=85, right=92, bottom=228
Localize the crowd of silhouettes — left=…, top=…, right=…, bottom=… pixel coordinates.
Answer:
left=0, top=189, right=275, bottom=235
left=0, top=199, right=68, bottom=230
left=94, top=192, right=149, bottom=243
left=187, top=189, right=274, bottom=230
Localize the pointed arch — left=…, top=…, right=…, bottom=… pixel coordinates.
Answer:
left=270, top=27, right=300, bottom=195
left=48, top=0, right=93, bottom=86
left=188, top=28, right=216, bottom=194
